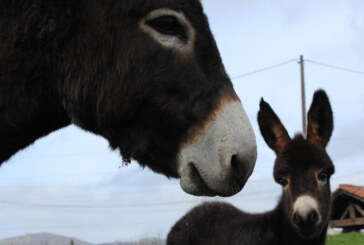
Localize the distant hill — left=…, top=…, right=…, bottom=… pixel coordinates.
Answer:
left=0, top=232, right=94, bottom=245
left=100, top=238, right=165, bottom=245
left=0, top=233, right=165, bottom=245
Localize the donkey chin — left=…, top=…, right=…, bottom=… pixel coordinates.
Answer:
left=293, top=222, right=327, bottom=240
left=178, top=100, right=257, bottom=197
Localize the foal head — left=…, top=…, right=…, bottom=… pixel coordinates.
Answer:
left=258, top=90, right=334, bottom=239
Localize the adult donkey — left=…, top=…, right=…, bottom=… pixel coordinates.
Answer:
left=0, top=0, right=257, bottom=196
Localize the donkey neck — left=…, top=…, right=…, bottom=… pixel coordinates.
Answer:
left=0, top=0, right=88, bottom=164
left=269, top=196, right=328, bottom=245
left=0, top=76, right=70, bottom=164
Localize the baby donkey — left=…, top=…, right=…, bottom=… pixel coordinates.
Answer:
left=167, top=90, right=334, bottom=245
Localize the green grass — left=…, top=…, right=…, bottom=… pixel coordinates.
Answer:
left=326, top=233, right=364, bottom=245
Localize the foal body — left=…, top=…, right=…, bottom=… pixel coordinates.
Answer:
left=168, top=90, right=334, bottom=245
left=168, top=198, right=326, bottom=245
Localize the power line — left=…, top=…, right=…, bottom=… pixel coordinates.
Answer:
left=231, top=59, right=297, bottom=79
left=0, top=219, right=176, bottom=232
left=0, top=185, right=281, bottom=210
left=305, top=59, right=364, bottom=76
left=0, top=199, right=191, bottom=209
left=231, top=58, right=364, bottom=80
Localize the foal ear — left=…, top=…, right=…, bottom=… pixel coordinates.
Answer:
left=307, top=90, right=333, bottom=147
left=258, top=99, right=291, bottom=154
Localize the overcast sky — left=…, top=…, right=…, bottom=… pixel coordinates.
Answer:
left=1, top=0, right=364, bottom=243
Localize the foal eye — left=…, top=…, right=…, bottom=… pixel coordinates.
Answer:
left=147, top=15, right=183, bottom=36
left=317, top=171, right=328, bottom=182
left=277, top=178, right=289, bottom=187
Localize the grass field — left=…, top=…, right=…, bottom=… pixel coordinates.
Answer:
left=326, top=233, right=364, bottom=245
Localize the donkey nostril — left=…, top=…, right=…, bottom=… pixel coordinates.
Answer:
left=230, top=155, right=246, bottom=181
left=293, top=213, right=302, bottom=226
left=308, top=210, right=319, bottom=224
left=293, top=210, right=319, bottom=228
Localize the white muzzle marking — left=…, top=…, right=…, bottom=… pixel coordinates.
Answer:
left=293, top=195, right=321, bottom=221
left=178, top=100, right=257, bottom=196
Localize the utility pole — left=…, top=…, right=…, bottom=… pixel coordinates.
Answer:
left=299, top=55, right=307, bottom=136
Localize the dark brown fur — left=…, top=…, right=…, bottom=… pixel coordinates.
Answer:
left=167, top=90, right=334, bottom=245
left=0, top=0, right=236, bottom=178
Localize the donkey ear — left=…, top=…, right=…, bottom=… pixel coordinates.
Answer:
left=307, top=90, right=333, bottom=147
left=258, top=99, right=291, bottom=154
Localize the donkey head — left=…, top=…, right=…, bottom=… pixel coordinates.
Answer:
left=62, top=0, right=256, bottom=196
left=258, top=90, right=334, bottom=239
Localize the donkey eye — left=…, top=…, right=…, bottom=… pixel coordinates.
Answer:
left=147, top=16, right=184, bottom=36
left=317, top=171, right=328, bottom=182
left=277, top=178, right=289, bottom=187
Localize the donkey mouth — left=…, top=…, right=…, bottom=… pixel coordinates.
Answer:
left=180, top=163, right=216, bottom=196
left=294, top=224, right=324, bottom=240
left=179, top=162, right=246, bottom=197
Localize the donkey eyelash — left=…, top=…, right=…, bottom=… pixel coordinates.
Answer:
left=317, top=170, right=330, bottom=182
left=317, top=166, right=334, bottom=182
left=147, top=15, right=185, bottom=37
left=140, top=9, right=195, bottom=51
left=277, top=177, right=289, bottom=187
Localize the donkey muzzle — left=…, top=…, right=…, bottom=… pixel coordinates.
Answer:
left=178, top=100, right=257, bottom=196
